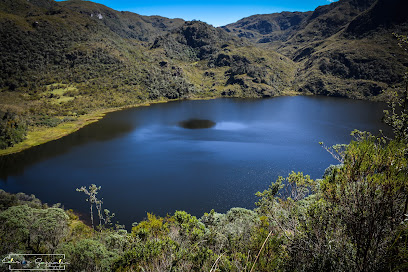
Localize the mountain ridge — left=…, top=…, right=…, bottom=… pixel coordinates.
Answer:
left=224, top=0, right=407, bottom=97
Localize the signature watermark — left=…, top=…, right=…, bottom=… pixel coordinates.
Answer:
left=2, top=254, right=70, bottom=271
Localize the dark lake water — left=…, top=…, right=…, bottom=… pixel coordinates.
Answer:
left=0, top=96, right=389, bottom=228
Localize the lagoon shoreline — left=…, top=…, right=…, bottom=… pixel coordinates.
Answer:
left=0, top=91, right=308, bottom=157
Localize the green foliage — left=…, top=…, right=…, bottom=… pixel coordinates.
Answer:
left=319, top=142, right=348, bottom=163
left=202, top=208, right=259, bottom=254
left=322, top=164, right=342, bottom=179
left=132, top=213, right=168, bottom=241
left=0, top=190, right=44, bottom=211
left=0, top=111, right=27, bottom=149
left=35, top=115, right=62, bottom=127
left=113, top=238, right=178, bottom=271
left=100, top=229, right=130, bottom=254
left=0, top=190, right=17, bottom=211
left=59, top=238, right=118, bottom=272
left=255, top=171, right=314, bottom=214
left=287, top=135, right=408, bottom=272
left=324, top=136, right=407, bottom=267
left=0, top=205, right=33, bottom=255
left=382, top=32, right=408, bottom=144
left=0, top=205, right=69, bottom=255
left=30, top=208, right=69, bottom=253
left=250, top=134, right=408, bottom=272
left=387, top=216, right=408, bottom=271
left=173, top=210, right=205, bottom=241
left=255, top=176, right=284, bottom=214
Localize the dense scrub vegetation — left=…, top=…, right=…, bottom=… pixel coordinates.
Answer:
left=0, top=111, right=27, bottom=149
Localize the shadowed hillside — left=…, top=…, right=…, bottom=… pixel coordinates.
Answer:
left=59, top=0, right=185, bottom=42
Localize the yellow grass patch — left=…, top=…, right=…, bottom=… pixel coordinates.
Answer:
left=0, top=111, right=106, bottom=156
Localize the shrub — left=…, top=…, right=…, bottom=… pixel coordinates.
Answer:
left=0, top=111, right=27, bottom=149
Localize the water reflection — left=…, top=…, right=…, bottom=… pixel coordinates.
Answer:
left=214, top=122, right=247, bottom=131
left=0, top=120, right=134, bottom=180
left=179, top=119, right=216, bottom=129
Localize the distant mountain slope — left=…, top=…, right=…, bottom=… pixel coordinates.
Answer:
left=345, top=0, right=408, bottom=37
left=0, top=0, right=195, bottom=117
left=58, top=0, right=185, bottom=42
left=0, top=0, right=406, bottom=111
left=221, top=11, right=311, bottom=43
left=0, top=0, right=295, bottom=124
left=150, top=20, right=296, bottom=97
left=292, top=0, right=408, bottom=98
left=283, top=0, right=378, bottom=47
left=224, top=0, right=408, bottom=98
left=223, top=0, right=377, bottom=45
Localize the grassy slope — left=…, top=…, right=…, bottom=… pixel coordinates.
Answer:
left=224, top=0, right=408, bottom=98
left=294, top=33, right=407, bottom=99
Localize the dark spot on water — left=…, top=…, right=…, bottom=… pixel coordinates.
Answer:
left=179, top=119, right=216, bottom=129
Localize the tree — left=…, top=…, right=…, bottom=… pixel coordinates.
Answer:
left=0, top=205, right=33, bottom=255
left=383, top=83, right=408, bottom=143
left=77, top=184, right=115, bottom=230
left=76, top=184, right=102, bottom=230
left=131, top=213, right=168, bottom=241
left=255, top=172, right=315, bottom=239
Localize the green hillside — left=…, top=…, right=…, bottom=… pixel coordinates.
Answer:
left=225, top=0, right=408, bottom=98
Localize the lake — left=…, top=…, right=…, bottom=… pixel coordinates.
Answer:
left=0, top=96, right=389, bottom=228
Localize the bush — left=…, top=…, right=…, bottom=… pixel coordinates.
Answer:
left=0, top=205, right=69, bottom=255
left=0, top=111, right=27, bottom=149
left=60, top=239, right=118, bottom=272
left=286, top=134, right=408, bottom=272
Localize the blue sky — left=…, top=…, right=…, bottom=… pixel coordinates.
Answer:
left=56, top=0, right=339, bottom=27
